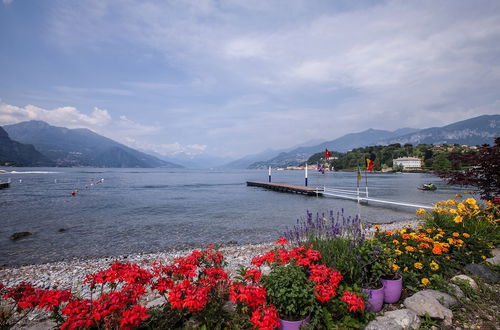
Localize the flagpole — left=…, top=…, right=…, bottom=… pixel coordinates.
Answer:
left=356, top=163, right=360, bottom=203
left=305, top=163, right=308, bottom=187
left=365, top=160, right=369, bottom=199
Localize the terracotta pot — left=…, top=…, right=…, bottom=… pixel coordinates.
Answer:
left=279, top=314, right=311, bottom=330
left=362, top=284, right=385, bottom=312
left=381, top=275, right=403, bottom=303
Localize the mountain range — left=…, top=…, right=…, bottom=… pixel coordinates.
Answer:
left=1, top=114, right=498, bottom=169
left=0, top=127, right=53, bottom=166
left=2, top=121, right=181, bottom=168
left=246, top=114, right=500, bottom=169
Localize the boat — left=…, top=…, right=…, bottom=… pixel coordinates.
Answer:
left=418, top=183, right=436, bottom=191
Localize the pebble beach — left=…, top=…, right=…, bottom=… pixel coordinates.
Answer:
left=0, top=220, right=422, bottom=328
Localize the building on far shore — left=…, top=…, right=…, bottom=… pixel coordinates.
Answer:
left=393, top=157, right=422, bottom=170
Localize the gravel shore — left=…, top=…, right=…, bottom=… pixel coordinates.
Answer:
left=0, top=219, right=422, bottom=328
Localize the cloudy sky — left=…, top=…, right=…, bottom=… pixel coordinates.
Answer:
left=1, top=0, right=499, bottom=159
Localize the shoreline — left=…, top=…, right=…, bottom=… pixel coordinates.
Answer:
left=0, top=219, right=424, bottom=328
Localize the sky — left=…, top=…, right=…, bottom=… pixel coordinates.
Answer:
left=1, top=0, right=499, bottom=160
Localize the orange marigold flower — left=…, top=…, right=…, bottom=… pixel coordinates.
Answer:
left=392, top=240, right=400, bottom=245
left=402, top=234, right=410, bottom=240
left=414, top=262, right=423, bottom=270
left=463, top=233, right=470, bottom=238
left=452, top=232, right=460, bottom=237
left=419, top=243, right=431, bottom=249
left=426, top=228, right=433, bottom=233
left=405, top=246, right=415, bottom=252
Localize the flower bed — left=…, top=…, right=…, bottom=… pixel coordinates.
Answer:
left=1, top=196, right=497, bottom=329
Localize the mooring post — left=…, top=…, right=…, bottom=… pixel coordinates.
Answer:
left=268, top=166, right=271, bottom=182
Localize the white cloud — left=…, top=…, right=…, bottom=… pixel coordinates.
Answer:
left=0, top=102, right=112, bottom=128
left=2, top=0, right=13, bottom=5
left=0, top=101, right=163, bottom=148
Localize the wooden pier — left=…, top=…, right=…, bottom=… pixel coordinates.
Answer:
left=247, top=181, right=323, bottom=196
left=0, top=182, right=10, bottom=189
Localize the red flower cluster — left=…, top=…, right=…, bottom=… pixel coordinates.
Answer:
left=84, top=262, right=153, bottom=288
left=249, top=305, right=280, bottom=330
left=342, top=290, right=365, bottom=312
left=308, top=264, right=343, bottom=302
left=151, top=246, right=230, bottom=314
left=230, top=282, right=267, bottom=309
left=3, top=282, right=71, bottom=311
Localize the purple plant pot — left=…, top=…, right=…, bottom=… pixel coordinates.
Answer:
left=381, top=275, right=403, bottom=304
left=362, top=285, right=385, bottom=312
left=279, top=314, right=311, bottom=330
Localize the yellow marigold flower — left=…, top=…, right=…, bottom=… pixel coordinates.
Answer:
left=374, top=225, right=380, bottom=230
left=463, top=233, right=470, bottom=238
left=465, top=198, right=477, bottom=205
left=430, top=261, right=439, bottom=271
left=449, top=209, right=458, bottom=214
left=455, top=193, right=462, bottom=198
left=392, top=264, right=400, bottom=272
left=395, top=249, right=403, bottom=255
left=442, top=243, right=450, bottom=248
left=417, top=225, right=423, bottom=230
left=482, top=255, right=487, bottom=260
left=400, top=228, right=407, bottom=234
left=453, top=215, right=463, bottom=223
left=414, top=262, right=424, bottom=269
left=404, top=266, right=408, bottom=272
left=457, top=203, right=466, bottom=212
left=452, top=232, right=460, bottom=237
left=405, top=246, right=415, bottom=252
left=447, top=238, right=454, bottom=244
left=421, top=278, right=430, bottom=286
left=416, top=208, right=426, bottom=215
left=470, top=204, right=479, bottom=210
left=393, top=239, right=400, bottom=245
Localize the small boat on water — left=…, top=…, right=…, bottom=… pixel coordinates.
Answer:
left=418, top=183, right=436, bottom=191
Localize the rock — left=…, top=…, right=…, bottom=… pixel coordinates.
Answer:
left=58, top=228, right=66, bottom=232
left=448, top=284, right=465, bottom=298
left=451, top=275, right=479, bottom=290
left=404, top=290, right=454, bottom=325
left=365, top=309, right=421, bottom=330
left=146, top=297, right=164, bottom=308
left=485, top=254, right=500, bottom=265
left=415, top=290, right=457, bottom=307
left=10, top=232, right=32, bottom=240
left=491, top=248, right=500, bottom=257
left=22, top=319, right=57, bottom=329
left=465, top=264, right=499, bottom=284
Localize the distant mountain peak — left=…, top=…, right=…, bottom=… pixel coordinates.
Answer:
left=3, top=121, right=182, bottom=168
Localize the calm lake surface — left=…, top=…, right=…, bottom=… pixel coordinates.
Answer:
left=0, top=168, right=469, bottom=266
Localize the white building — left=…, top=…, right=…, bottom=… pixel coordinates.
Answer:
left=393, top=157, right=422, bottom=170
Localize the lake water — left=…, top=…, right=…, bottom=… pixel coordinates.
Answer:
left=0, top=168, right=468, bottom=266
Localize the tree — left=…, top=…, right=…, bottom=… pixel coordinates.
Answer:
left=438, top=137, right=500, bottom=200
left=432, top=152, right=451, bottom=171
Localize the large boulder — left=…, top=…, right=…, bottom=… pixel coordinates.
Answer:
left=404, top=290, right=454, bottom=325
left=365, top=309, right=421, bottom=330
left=451, top=274, right=479, bottom=291
left=465, top=264, right=499, bottom=284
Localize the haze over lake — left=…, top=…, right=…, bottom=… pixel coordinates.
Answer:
left=0, top=168, right=468, bottom=266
